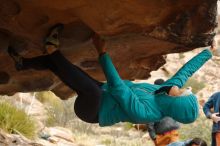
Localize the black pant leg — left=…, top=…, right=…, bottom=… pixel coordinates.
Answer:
left=22, top=52, right=102, bottom=94
left=212, top=133, right=216, bottom=146
left=29, top=51, right=102, bottom=123
left=22, top=51, right=102, bottom=123
left=44, top=51, right=102, bottom=123
left=22, top=55, right=51, bottom=70
left=48, top=51, right=101, bottom=94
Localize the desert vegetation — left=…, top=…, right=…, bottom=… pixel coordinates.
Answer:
left=0, top=101, right=36, bottom=139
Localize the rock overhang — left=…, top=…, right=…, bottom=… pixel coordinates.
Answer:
left=0, top=0, right=217, bottom=99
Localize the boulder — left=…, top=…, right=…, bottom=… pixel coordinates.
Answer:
left=0, top=129, right=78, bottom=146
left=40, top=127, right=75, bottom=143
left=0, top=129, right=43, bottom=146
left=0, top=0, right=217, bottom=99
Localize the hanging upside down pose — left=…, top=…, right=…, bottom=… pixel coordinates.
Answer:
left=8, top=24, right=213, bottom=127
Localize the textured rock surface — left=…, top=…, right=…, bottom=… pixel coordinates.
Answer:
left=0, top=129, right=78, bottom=146
left=0, top=0, right=217, bottom=99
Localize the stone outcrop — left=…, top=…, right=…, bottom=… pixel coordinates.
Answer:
left=0, top=129, right=42, bottom=146
left=0, top=0, right=217, bottom=99
left=0, top=128, right=78, bottom=146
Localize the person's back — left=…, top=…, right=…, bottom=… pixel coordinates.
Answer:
left=167, top=138, right=207, bottom=146
left=167, top=141, right=187, bottom=146
left=153, top=117, right=180, bottom=134
left=148, top=117, right=180, bottom=146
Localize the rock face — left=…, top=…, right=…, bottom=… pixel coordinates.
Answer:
left=0, top=0, right=217, bottom=99
left=0, top=128, right=78, bottom=146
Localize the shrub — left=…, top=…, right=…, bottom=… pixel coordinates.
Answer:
left=183, top=78, right=206, bottom=93
left=179, top=53, right=185, bottom=59
left=35, top=91, right=75, bottom=127
left=35, top=91, right=64, bottom=126
left=0, top=101, right=36, bottom=139
left=124, top=122, right=134, bottom=130
left=179, top=114, right=212, bottom=144
left=35, top=91, right=62, bottom=109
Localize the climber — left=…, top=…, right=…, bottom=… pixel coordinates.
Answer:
left=8, top=24, right=213, bottom=127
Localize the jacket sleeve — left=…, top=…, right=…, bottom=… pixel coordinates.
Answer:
left=162, top=49, right=212, bottom=88
left=99, top=53, right=124, bottom=87
left=203, top=94, right=215, bottom=119
left=147, top=123, right=157, bottom=140
left=99, top=53, right=149, bottom=121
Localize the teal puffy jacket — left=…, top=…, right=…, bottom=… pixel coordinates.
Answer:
left=98, top=49, right=212, bottom=127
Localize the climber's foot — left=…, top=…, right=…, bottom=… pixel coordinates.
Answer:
left=45, top=23, right=64, bottom=54
left=8, top=46, right=23, bottom=70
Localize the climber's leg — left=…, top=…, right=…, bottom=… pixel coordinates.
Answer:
left=8, top=46, right=103, bottom=93
left=44, top=24, right=103, bottom=123
left=8, top=46, right=59, bottom=72
left=47, top=50, right=102, bottom=123
left=49, top=52, right=102, bottom=123
left=44, top=23, right=103, bottom=88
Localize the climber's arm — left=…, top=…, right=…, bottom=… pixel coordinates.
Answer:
left=92, top=34, right=123, bottom=87
left=162, top=49, right=212, bottom=88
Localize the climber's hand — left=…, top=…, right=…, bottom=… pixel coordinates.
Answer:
left=92, top=33, right=106, bottom=55
left=211, top=113, right=220, bottom=123
left=209, top=43, right=217, bottom=54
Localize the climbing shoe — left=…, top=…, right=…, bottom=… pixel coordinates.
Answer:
left=8, top=46, right=23, bottom=70
left=45, top=23, right=64, bottom=54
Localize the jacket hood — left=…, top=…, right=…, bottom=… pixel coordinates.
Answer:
left=155, top=93, right=199, bottom=124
